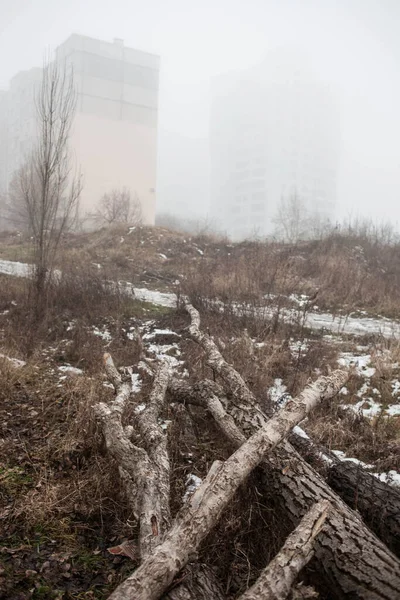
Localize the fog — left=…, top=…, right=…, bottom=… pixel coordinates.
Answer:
left=1, top=0, right=400, bottom=230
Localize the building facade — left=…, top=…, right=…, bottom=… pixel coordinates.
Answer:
left=210, top=55, right=339, bottom=239
left=0, top=34, right=160, bottom=225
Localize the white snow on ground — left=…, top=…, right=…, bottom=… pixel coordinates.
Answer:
left=337, top=353, right=376, bottom=377
left=146, top=342, right=182, bottom=368
left=392, top=380, right=400, bottom=396
left=374, top=470, right=400, bottom=486
left=183, top=474, right=203, bottom=501
left=131, top=372, right=142, bottom=394
left=333, top=450, right=400, bottom=488
left=142, top=328, right=179, bottom=340
left=0, top=259, right=32, bottom=278
left=344, top=399, right=383, bottom=418
left=306, top=310, right=400, bottom=338
left=289, top=338, right=309, bottom=358
left=337, top=351, right=400, bottom=418
left=58, top=365, right=83, bottom=375
left=158, top=418, right=172, bottom=431
left=268, top=378, right=291, bottom=408
left=0, top=353, right=26, bottom=368
left=289, top=293, right=310, bottom=308
left=92, top=326, right=112, bottom=342
left=331, top=450, right=374, bottom=469
left=2, top=258, right=400, bottom=336
left=293, top=425, right=310, bottom=439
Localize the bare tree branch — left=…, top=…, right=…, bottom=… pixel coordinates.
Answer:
left=91, top=187, right=142, bottom=226
left=7, top=57, right=82, bottom=308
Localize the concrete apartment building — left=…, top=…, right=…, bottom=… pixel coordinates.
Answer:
left=210, top=54, right=339, bottom=240
left=0, top=34, right=160, bottom=225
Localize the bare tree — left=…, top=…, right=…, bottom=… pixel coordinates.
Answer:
left=9, top=57, right=81, bottom=305
left=94, top=188, right=142, bottom=226
left=273, top=192, right=308, bottom=243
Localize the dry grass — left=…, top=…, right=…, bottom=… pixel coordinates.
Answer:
left=1, top=224, right=400, bottom=598
left=2, top=224, right=400, bottom=317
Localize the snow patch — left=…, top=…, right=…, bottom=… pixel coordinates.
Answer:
left=289, top=293, right=310, bottom=308
left=183, top=474, right=203, bottom=501
left=130, top=372, right=142, bottom=394
left=337, top=353, right=376, bottom=378
left=0, top=353, right=26, bottom=368
left=289, top=339, right=309, bottom=358
left=293, top=426, right=310, bottom=439
left=268, top=379, right=291, bottom=409
left=92, top=326, right=112, bottom=342
left=58, top=365, right=83, bottom=375
left=341, top=399, right=382, bottom=418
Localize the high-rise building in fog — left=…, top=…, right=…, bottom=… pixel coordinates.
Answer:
left=210, top=54, right=339, bottom=239
left=0, top=34, right=160, bottom=225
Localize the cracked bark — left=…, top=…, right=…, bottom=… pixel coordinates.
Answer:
left=327, top=460, right=400, bottom=558
left=95, top=354, right=171, bottom=558
left=238, top=500, right=330, bottom=600
left=290, top=430, right=400, bottom=558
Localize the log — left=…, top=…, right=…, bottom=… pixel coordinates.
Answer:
left=183, top=302, right=400, bottom=599
left=96, top=354, right=171, bottom=557
left=107, top=364, right=339, bottom=600
left=98, top=354, right=227, bottom=600
left=267, top=443, right=400, bottom=600
left=290, top=428, right=400, bottom=558
left=239, top=500, right=330, bottom=600
left=164, top=564, right=225, bottom=600
left=327, top=460, right=400, bottom=557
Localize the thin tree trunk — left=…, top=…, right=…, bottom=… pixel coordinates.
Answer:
left=239, top=500, right=330, bottom=600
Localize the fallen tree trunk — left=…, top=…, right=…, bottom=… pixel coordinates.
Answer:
left=290, top=428, right=400, bottom=558
left=183, top=301, right=400, bottom=599
left=239, top=500, right=330, bottom=600
left=327, top=460, right=400, bottom=558
left=95, top=354, right=171, bottom=558
left=97, top=354, right=226, bottom=599
left=164, top=564, right=225, bottom=600
left=108, top=368, right=342, bottom=600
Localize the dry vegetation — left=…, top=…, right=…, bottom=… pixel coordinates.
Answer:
left=0, top=225, right=399, bottom=599
left=1, top=224, right=399, bottom=318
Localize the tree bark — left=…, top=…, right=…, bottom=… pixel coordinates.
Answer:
left=327, top=460, right=400, bottom=558
left=98, top=354, right=227, bottom=600
left=239, top=500, right=330, bottom=600
left=289, top=428, right=400, bottom=558
left=266, top=442, right=400, bottom=599
left=97, top=355, right=171, bottom=558
left=164, top=564, right=225, bottom=600
left=182, top=302, right=400, bottom=599
left=107, top=369, right=341, bottom=600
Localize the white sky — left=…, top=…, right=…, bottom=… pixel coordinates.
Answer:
left=1, top=0, right=400, bottom=222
